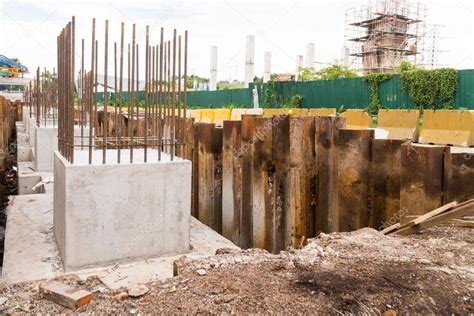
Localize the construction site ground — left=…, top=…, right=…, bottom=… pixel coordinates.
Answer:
left=0, top=223, right=472, bottom=314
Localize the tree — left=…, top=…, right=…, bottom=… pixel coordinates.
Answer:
left=394, top=61, right=420, bottom=73
left=299, top=64, right=359, bottom=81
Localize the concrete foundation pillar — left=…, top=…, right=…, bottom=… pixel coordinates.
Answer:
left=53, top=149, right=191, bottom=271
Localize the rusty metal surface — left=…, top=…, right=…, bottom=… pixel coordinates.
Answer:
left=222, top=120, right=242, bottom=244
left=196, top=123, right=223, bottom=233
left=314, top=116, right=346, bottom=233
left=240, top=114, right=257, bottom=248
left=251, top=117, right=274, bottom=251
left=337, top=129, right=373, bottom=232
left=369, top=139, right=405, bottom=230
left=400, top=143, right=446, bottom=220
left=56, top=17, right=189, bottom=163
left=443, top=148, right=474, bottom=204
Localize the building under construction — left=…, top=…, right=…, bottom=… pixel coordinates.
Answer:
left=345, top=0, right=432, bottom=73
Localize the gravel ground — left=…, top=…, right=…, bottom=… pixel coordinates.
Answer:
left=0, top=224, right=472, bottom=314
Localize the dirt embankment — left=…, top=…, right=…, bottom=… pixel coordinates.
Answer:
left=0, top=225, right=472, bottom=314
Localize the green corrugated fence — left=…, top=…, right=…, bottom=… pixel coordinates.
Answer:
left=96, top=69, right=474, bottom=109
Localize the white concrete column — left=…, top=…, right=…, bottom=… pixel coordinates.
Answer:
left=341, top=46, right=350, bottom=67
left=296, top=55, right=303, bottom=72
left=244, top=35, right=255, bottom=88
left=295, top=55, right=304, bottom=80
left=209, top=46, right=218, bottom=91
left=263, top=51, right=271, bottom=83
left=305, top=43, right=315, bottom=69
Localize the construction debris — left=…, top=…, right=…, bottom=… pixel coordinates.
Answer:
left=39, top=281, right=93, bottom=310
left=127, top=285, right=149, bottom=298
left=390, top=200, right=474, bottom=235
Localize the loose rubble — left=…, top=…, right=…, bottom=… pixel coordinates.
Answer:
left=0, top=224, right=471, bottom=314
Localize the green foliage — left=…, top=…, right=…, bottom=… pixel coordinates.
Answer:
left=187, top=75, right=208, bottom=89
left=299, top=64, right=359, bottom=81
left=400, top=68, right=458, bottom=109
left=364, top=73, right=393, bottom=114
left=263, top=80, right=282, bottom=108
left=337, top=104, right=346, bottom=113
left=288, top=94, right=303, bottom=108
left=217, top=81, right=245, bottom=90
left=223, top=103, right=239, bottom=109
left=394, top=61, right=420, bottom=73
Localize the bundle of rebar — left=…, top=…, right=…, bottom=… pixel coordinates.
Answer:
left=23, top=68, right=58, bottom=127
left=57, top=16, right=188, bottom=164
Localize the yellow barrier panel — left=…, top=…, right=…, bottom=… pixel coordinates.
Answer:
left=200, top=109, right=215, bottom=124
left=287, top=108, right=309, bottom=116
left=230, top=108, right=247, bottom=121
left=262, top=108, right=290, bottom=118
left=377, top=109, right=420, bottom=140
left=420, top=110, right=474, bottom=147
left=213, top=108, right=232, bottom=127
left=246, top=108, right=263, bottom=116
left=308, top=108, right=337, bottom=116
left=340, top=109, right=371, bottom=129
left=188, top=109, right=202, bottom=122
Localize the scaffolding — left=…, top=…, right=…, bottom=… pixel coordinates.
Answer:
left=345, top=0, right=440, bottom=74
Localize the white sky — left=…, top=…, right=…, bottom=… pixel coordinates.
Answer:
left=1, top=0, right=473, bottom=81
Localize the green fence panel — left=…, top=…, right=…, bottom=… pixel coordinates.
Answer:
left=378, top=74, right=413, bottom=109
left=455, top=69, right=474, bottom=109
left=94, top=69, right=474, bottom=109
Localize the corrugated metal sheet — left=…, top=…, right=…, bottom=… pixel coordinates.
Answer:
left=95, top=69, right=474, bottom=109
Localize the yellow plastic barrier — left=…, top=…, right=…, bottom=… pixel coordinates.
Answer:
left=262, top=108, right=290, bottom=118
left=200, top=109, right=215, bottom=124
left=246, top=108, right=263, bottom=116
left=377, top=109, right=420, bottom=140
left=287, top=108, right=309, bottom=116
left=419, top=110, right=474, bottom=147
left=340, top=109, right=371, bottom=129
left=308, top=108, right=337, bottom=116
left=188, top=109, right=202, bottom=122
left=230, top=108, right=247, bottom=121
left=212, top=108, right=231, bottom=127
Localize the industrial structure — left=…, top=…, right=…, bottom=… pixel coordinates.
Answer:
left=345, top=0, right=441, bottom=73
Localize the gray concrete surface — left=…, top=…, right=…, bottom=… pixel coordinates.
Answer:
left=2, top=190, right=238, bottom=288
left=54, top=149, right=192, bottom=271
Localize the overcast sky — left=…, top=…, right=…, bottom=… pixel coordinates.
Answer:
left=1, top=0, right=473, bottom=81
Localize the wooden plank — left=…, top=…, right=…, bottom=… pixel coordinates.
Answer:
left=222, top=120, right=242, bottom=244
left=369, top=139, right=404, bottom=230
left=400, top=143, right=446, bottom=221
left=337, top=129, right=374, bottom=232
left=394, top=200, right=474, bottom=235
left=380, top=222, right=400, bottom=235
left=314, top=116, right=346, bottom=233
left=400, top=201, right=457, bottom=228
